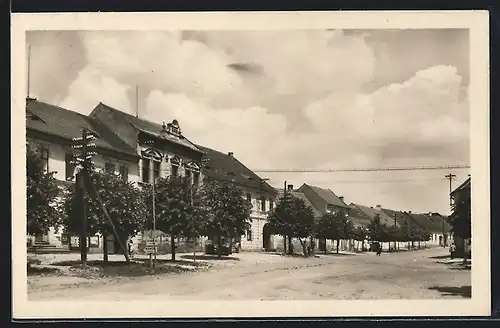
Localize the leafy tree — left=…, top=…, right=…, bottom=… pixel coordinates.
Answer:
left=143, top=175, right=198, bottom=261
left=26, top=143, right=63, bottom=236
left=315, top=211, right=353, bottom=254
left=63, top=170, right=148, bottom=262
left=199, top=179, right=252, bottom=258
left=268, top=192, right=316, bottom=256
left=352, top=226, right=368, bottom=252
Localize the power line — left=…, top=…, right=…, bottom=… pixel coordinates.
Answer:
left=253, top=165, right=470, bottom=173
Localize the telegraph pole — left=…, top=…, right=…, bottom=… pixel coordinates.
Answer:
left=283, top=181, right=287, bottom=255
left=445, top=173, right=456, bottom=247
left=72, top=128, right=93, bottom=267
left=27, top=44, right=31, bottom=98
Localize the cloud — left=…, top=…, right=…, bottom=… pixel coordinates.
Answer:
left=59, top=66, right=132, bottom=114
left=28, top=30, right=470, bottom=214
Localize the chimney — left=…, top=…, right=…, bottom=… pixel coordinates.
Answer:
left=376, top=205, right=382, bottom=210
left=287, top=184, right=294, bottom=191
left=228, top=152, right=234, bottom=157
left=339, top=196, right=344, bottom=202
left=408, top=211, right=412, bottom=214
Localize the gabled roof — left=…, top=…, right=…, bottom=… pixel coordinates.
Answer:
left=347, top=204, right=373, bottom=228
left=451, top=177, right=471, bottom=197
left=350, top=203, right=397, bottom=227
left=405, top=212, right=445, bottom=234
left=277, top=189, right=322, bottom=219
left=381, top=208, right=413, bottom=226
left=26, top=98, right=137, bottom=157
left=425, top=213, right=453, bottom=233
left=196, top=145, right=277, bottom=195
left=90, top=102, right=203, bottom=153
left=300, top=183, right=349, bottom=209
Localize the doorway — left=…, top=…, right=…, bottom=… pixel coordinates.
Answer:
left=262, top=223, right=275, bottom=251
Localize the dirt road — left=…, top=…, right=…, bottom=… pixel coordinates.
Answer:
left=28, top=247, right=470, bottom=300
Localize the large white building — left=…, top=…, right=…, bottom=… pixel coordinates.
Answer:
left=26, top=98, right=140, bottom=250
left=26, top=98, right=277, bottom=253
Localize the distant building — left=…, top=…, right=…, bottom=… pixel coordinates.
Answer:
left=274, top=184, right=322, bottom=252
left=196, top=146, right=277, bottom=251
left=26, top=98, right=139, bottom=251
left=297, top=184, right=351, bottom=252
left=350, top=203, right=398, bottom=251
left=298, top=183, right=350, bottom=215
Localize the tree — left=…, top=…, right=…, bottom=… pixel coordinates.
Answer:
left=268, top=193, right=316, bottom=256
left=315, top=211, right=352, bottom=254
left=449, top=186, right=471, bottom=263
left=367, top=214, right=393, bottom=251
left=26, top=143, right=63, bottom=236
left=199, top=179, right=252, bottom=258
left=144, top=175, right=197, bottom=261
left=63, top=170, right=148, bottom=262
left=352, top=226, right=368, bottom=252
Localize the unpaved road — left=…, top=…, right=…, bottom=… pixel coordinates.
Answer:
left=28, top=248, right=470, bottom=300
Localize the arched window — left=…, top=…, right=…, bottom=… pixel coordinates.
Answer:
left=170, top=156, right=181, bottom=177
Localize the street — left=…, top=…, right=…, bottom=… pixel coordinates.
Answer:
left=28, top=247, right=470, bottom=300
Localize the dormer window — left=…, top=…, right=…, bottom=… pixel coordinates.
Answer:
left=166, top=119, right=182, bottom=137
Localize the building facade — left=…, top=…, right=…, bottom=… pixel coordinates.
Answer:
left=197, top=146, right=277, bottom=251
left=26, top=98, right=140, bottom=250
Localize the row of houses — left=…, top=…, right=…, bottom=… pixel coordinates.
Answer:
left=268, top=183, right=453, bottom=253
left=26, top=97, right=456, bottom=254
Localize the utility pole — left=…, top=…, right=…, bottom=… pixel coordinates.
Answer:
left=283, top=180, right=287, bottom=255
left=135, top=84, right=139, bottom=118
left=445, top=173, right=456, bottom=247
left=72, top=128, right=94, bottom=267
left=27, top=44, right=31, bottom=98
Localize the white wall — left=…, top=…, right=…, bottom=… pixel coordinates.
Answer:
left=27, top=138, right=140, bottom=246
left=240, top=189, right=276, bottom=251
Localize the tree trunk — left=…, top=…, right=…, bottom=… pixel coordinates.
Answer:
left=103, top=231, right=109, bottom=263
left=287, top=236, right=293, bottom=255
left=336, top=240, right=340, bottom=254
left=299, top=239, right=308, bottom=257
left=283, top=235, right=287, bottom=255
left=217, top=235, right=223, bottom=259
left=171, top=235, right=176, bottom=261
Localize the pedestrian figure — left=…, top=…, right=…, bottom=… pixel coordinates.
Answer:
left=128, top=239, right=134, bottom=258
left=375, top=242, right=382, bottom=256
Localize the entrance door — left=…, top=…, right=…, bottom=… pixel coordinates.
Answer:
left=262, top=224, right=274, bottom=251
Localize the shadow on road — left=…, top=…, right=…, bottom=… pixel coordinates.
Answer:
left=428, top=285, right=471, bottom=298
left=180, top=254, right=240, bottom=261
left=429, top=255, right=451, bottom=259
left=27, top=266, right=61, bottom=276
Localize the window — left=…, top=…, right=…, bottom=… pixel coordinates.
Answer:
left=246, top=229, right=253, bottom=241
left=105, top=162, right=115, bottom=174
left=185, top=169, right=192, bottom=185
left=193, top=171, right=200, bottom=187
left=65, top=154, right=76, bottom=181
left=269, top=199, right=274, bottom=211
left=142, top=158, right=150, bottom=183
left=153, top=160, right=161, bottom=181
left=38, top=145, right=49, bottom=171
left=119, top=165, right=128, bottom=182
left=171, top=163, right=179, bottom=177
left=260, top=196, right=266, bottom=212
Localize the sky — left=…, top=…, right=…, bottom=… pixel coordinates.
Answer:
left=26, top=29, right=471, bottom=214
